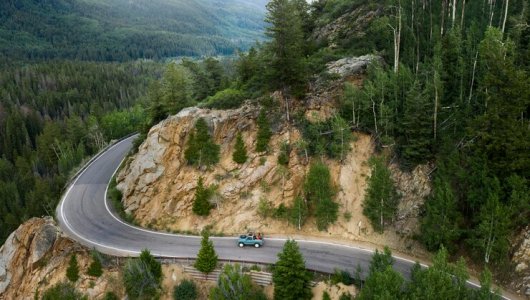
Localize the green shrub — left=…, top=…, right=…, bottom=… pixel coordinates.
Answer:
left=103, top=292, right=119, bottom=300
left=204, top=88, right=246, bottom=109
left=210, top=264, right=267, bottom=300
left=173, top=279, right=197, bottom=300
left=278, top=141, right=290, bottom=166
left=42, top=282, right=87, bottom=300
left=322, top=291, right=331, bottom=300
left=258, top=198, right=273, bottom=218
left=273, top=203, right=288, bottom=219
left=87, top=253, right=103, bottom=277
left=66, top=254, right=79, bottom=283
left=331, top=269, right=353, bottom=285
left=122, top=249, right=162, bottom=300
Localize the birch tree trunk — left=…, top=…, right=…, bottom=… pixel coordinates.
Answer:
left=372, top=98, right=378, bottom=134
left=392, top=0, right=402, bottom=73
left=452, top=0, right=457, bottom=27
left=489, top=0, right=496, bottom=27
left=501, top=0, right=509, bottom=34
left=461, top=0, right=466, bottom=27
left=434, top=79, right=439, bottom=140
left=468, top=51, right=479, bottom=104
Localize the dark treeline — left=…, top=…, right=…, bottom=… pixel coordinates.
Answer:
left=0, top=0, right=266, bottom=62
left=0, top=61, right=162, bottom=243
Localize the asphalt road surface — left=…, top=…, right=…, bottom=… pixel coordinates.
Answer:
left=56, top=135, right=509, bottom=297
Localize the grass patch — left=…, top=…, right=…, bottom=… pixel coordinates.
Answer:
left=108, top=176, right=137, bottom=225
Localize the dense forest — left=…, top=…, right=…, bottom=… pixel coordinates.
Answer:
left=243, top=0, right=529, bottom=269
left=0, top=61, right=162, bottom=242
left=0, top=0, right=267, bottom=62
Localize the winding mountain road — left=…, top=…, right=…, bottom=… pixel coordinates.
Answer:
left=56, top=135, right=512, bottom=298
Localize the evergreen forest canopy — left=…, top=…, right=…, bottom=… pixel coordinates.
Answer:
left=0, top=0, right=268, bottom=62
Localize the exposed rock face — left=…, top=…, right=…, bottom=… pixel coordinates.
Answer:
left=311, top=4, right=383, bottom=48
left=0, top=218, right=124, bottom=299
left=326, top=55, right=383, bottom=78
left=391, top=164, right=433, bottom=236
left=305, top=55, right=381, bottom=123
left=116, top=104, right=429, bottom=257
left=511, top=226, right=530, bottom=297
left=0, top=218, right=57, bottom=296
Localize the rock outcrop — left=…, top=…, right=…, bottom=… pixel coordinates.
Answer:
left=0, top=217, right=121, bottom=300
left=116, top=103, right=430, bottom=257
left=305, top=55, right=382, bottom=122
left=391, top=164, right=433, bottom=236
left=326, top=55, right=383, bottom=78
left=511, top=226, right=530, bottom=297
left=311, top=5, right=383, bottom=48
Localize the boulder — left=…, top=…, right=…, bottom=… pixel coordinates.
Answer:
left=326, top=55, right=383, bottom=78
left=30, top=223, right=57, bottom=267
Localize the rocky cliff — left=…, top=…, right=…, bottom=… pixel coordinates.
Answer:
left=511, top=226, right=530, bottom=297
left=116, top=89, right=431, bottom=257
left=0, top=217, right=122, bottom=300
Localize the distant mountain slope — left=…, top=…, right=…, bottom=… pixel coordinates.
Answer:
left=0, top=0, right=268, bottom=61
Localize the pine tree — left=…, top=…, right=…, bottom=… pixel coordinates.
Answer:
left=304, top=162, right=338, bottom=231
left=139, top=249, right=162, bottom=283
left=192, top=177, right=212, bottom=216
left=358, top=266, right=404, bottom=300
left=265, top=0, right=307, bottom=96
left=358, top=246, right=403, bottom=300
left=369, top=247, right=394, bottom=275
left=420, top=176, right=461, bottom=251
left=66, top=254, right=80, bottom=283
left=398, top=80, right=434, bottom=168
left=185, top=118, right=220, bottom=167
left=194, top=231, right=218, bottom=274
left=147, top=81, right=166, bottom=125
left=363, top=156, right=399, bottom=233
left=273, top=240, right=312, bottom=300
left=162, top=63, right=192, bottom=115
left=405, top=247, right=469, bottom=299
left=232, top=133, right=248, bottom=164
left=87, top=253, right=103, bottom=277
left=255, top=109, right=272, bottom=152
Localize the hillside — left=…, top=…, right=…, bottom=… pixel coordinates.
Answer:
left=0, top=0, right=528, bottom=299
left=0, top=0, right=268, bottom=62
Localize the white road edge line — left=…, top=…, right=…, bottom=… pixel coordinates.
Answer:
left=57, top=135, right=506, bottom=298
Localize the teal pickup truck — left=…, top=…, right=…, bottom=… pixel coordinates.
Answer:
left=238, top=233, right=264, bottom=248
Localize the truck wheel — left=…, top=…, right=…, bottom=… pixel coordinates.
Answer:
left=239, top=243, right=244, bottom=248
left=254, top=243, right=260, bottom=248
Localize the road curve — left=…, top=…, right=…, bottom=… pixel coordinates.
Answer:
left=56, top=135, right=507, bottom=297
